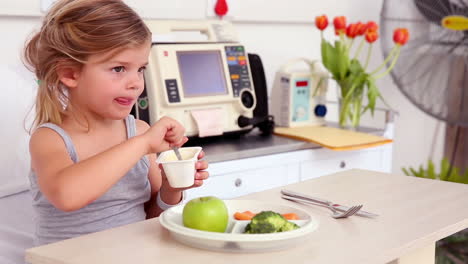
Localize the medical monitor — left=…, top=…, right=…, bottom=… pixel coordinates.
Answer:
left=177, top=50, right=228, bottom=97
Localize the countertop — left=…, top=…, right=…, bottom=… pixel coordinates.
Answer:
left=25, top=169, right=468, bottom=264
left=185, top=124, right=386, bottom=163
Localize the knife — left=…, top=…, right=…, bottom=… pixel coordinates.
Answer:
left=281, top=189, right=379, bottom=218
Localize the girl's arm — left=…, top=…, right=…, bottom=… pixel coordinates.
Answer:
left=145, top=154, right=210, bottom=219
left=143, top=152, right=163, bottom=219
left=30, top=117, right=185, bottom=212
left=136, top=119, right=185, bottom=218
left=140, top=116, right=209, bottom=218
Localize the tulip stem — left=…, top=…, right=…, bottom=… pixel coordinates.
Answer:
left=374, top=47, right=401, bottom=79
left=348, top=38, right=354, bottom=50
left=353, top=38, right=365, bottom=60
left=370, top=45, right=398, bottom=76
left=364, top=44, right=372, bottom=70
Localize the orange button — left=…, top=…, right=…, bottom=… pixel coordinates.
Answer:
left=231, top=74, right=240, bottom=79
left=238, top=56, right=246, bottom=61
left=227, top=56, right=236, bottom=61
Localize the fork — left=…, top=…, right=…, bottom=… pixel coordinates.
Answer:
left=281, top=194, right=363, bottom=219
left=328, top=204, right=363, bottom=219
left=281, top=189, right=378, bottom=217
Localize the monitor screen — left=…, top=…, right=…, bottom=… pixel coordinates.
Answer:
left=177, top=50, right=228, bottom=97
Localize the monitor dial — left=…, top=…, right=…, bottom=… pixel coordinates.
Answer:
left=239, top=89, right=256, bottom=111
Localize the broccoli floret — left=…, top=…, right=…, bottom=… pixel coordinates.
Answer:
left=279, top=220, right=300, bottom=232
left=244, top=223, right=252, bottom=233
left=251, top=211, right=287, bottom=228
left=245, top=221, right=278, bottom=234
left=243, top=211, right=299, bottom=234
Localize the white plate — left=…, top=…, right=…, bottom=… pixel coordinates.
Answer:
left=159, top=199, right=319, bottom=252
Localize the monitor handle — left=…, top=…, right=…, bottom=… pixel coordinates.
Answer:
left=144, top=20, right=238, bottom=43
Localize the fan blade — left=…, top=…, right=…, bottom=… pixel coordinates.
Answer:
left=414, top=0, right=455, bottom=23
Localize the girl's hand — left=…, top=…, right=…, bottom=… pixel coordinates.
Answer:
left=143, top=116, right=187, bottom=154
left=159, top=150, right=209, bottom=191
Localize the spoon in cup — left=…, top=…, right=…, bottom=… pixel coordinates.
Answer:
left=172, top=146, right=183, bottom=161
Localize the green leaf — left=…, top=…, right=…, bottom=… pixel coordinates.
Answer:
left=401, top=158, right=468, bottom=184
left=447, top=167, right=460, bottom=183
left=427, top=160, right=436, bottom=179
left=342, top=74, right=365, bottom=101
left=363, top=76, right=379, bottom=116
left=440, top=158, right=450, bottom=181
left=463, top=170, right=468, bottom=184
left=321, top=40, right=340, bottom=80
left=349, top=59, right=364, bottom=75
left=410, top=167, right=420, bottom=177
left=402, top=167, right=411, bottom=176
left=335, top=40, right=350, bottom=80
left=418, top=165, right=425, bottom=177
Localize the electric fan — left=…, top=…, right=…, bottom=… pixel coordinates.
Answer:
left=380, top=0, right=468, bottom=173
left=381, top=0, right=468, bottom=127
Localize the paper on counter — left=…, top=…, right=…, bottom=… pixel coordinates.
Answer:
left=274, top=125, right=393, bottom=151
left=191, top=108, right=224, bottom=137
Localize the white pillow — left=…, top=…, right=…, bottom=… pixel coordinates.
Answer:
left=0, top=64, right=36, bottom=198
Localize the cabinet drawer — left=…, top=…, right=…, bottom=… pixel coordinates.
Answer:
left=185, top=165, right=289, bottom=200
left=300, top=149, right=383, bottom=181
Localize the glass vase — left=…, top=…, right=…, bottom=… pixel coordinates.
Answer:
left=336, top=81, right=364, bottom=131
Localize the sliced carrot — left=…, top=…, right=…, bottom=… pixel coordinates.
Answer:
left=234, top=211, right=299, bottom=220
left=234, top=211, right=256, bottom=220
left=282, top=213, right=299, bottom=220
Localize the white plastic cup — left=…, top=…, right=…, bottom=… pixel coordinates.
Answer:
left=156, top=147, right=202, bottom=188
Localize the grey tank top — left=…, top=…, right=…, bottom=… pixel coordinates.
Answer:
left=28, top=115, right=151, bottom=246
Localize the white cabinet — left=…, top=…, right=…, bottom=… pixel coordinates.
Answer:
left=299, top=147, right=387, bottom=181
left=185, top=165, right=290, bottom=200
left=185, top=144, right=392, bottom=200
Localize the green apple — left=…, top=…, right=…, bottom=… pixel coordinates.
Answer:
left=182, top=196, right=228, bottom=233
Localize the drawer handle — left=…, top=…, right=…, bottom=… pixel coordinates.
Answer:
left=340, top=161, right=346, bottom=168
left=235, top=178, right=242, bottom=187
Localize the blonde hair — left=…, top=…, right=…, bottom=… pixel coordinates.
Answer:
left=23, top=0, right=151, bottom=131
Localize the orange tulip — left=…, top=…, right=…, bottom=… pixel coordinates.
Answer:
left=346, top=23, right=359, bottom=38
left=365, top=21, right=379, bottom=33
left=356, top=22, right=367, bottom=36
left=315, top=15, right=328, bottom=31
left=333, top=16, right=347, bottom=34
left=365, top=30, right=379, bottom=43
left=393, top=28, right=410, bottom=46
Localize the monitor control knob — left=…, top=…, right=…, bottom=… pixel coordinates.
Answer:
left=240, top=89, right=255, bottom=109
left=314, top=104, right=327, bottom=117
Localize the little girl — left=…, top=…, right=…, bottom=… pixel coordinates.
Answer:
left=24, top=0, right=209, bottom=246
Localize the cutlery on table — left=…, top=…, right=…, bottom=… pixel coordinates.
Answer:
left=281, top=189, right=378, bottom=218
left=328, top=204, right=362, bottom=219
left=282, top=195, right=362, bottom=219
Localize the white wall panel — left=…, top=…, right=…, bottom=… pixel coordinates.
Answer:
left=125, top=0, right=207, bottom=20
left=221, top=0, right=382, bottom=23
left=0, top=0, right=42, bottom=16
left=0, top=0, right=207, bottom=19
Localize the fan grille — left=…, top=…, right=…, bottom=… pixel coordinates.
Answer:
left=381, top=0, right=468, bottom=126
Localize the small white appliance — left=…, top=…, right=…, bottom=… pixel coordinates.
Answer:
left=270, top=58, right=329, bottom=127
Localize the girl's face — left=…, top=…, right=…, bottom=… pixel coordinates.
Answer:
left=71, top=43, right=151, bottom=121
